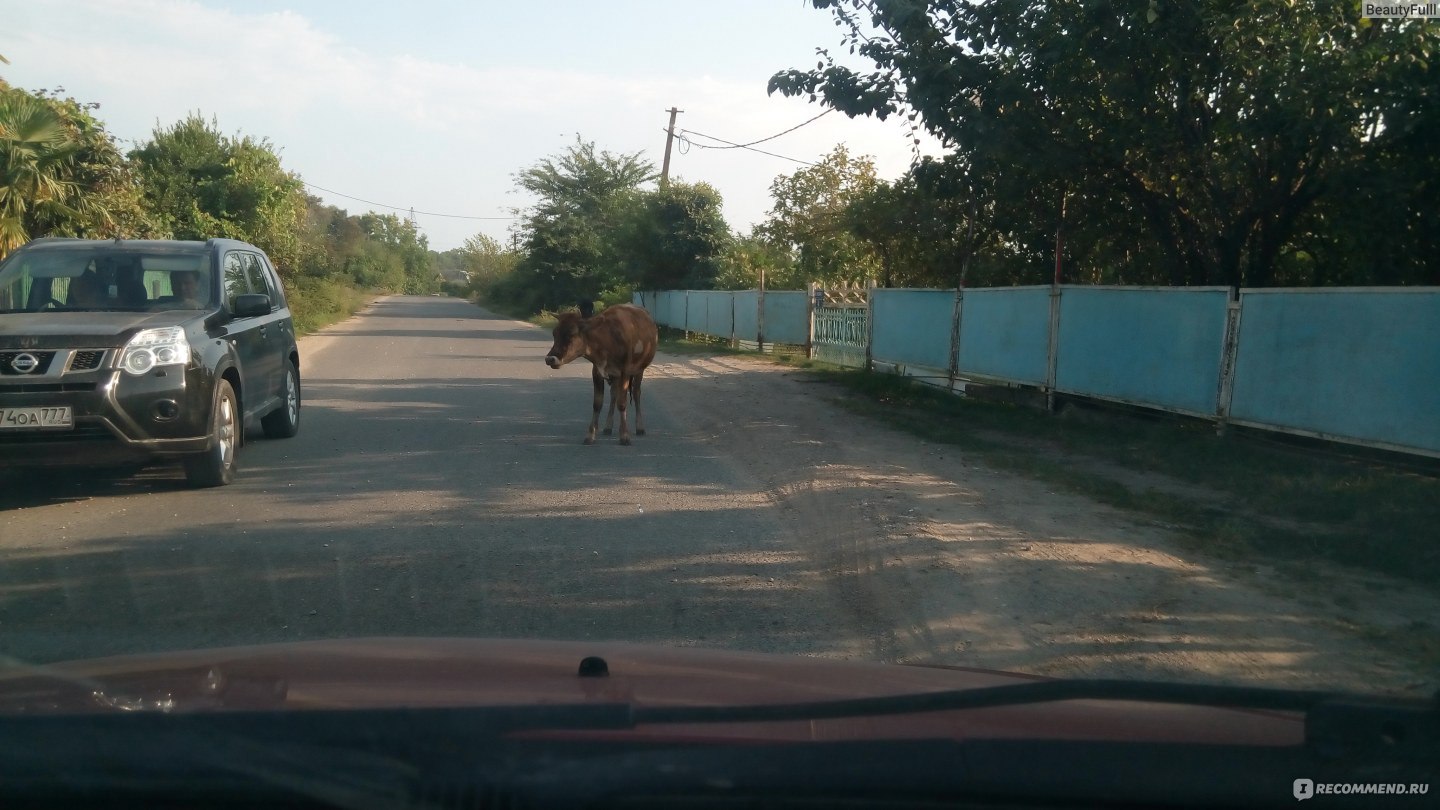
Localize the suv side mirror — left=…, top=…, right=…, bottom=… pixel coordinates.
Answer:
left=233, top=294, right=272, bottom=318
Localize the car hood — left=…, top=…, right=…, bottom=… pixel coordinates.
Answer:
left=0, top=310, right=209, bottom=348
left=0, top=637, right=1302, bottom=746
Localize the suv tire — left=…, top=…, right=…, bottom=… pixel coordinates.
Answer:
left=184, top=379, right=239, bottom=488
left=261, top=360, right=300, bottom=439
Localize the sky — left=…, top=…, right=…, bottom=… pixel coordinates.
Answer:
left=2, top=0, right=946, bottom=252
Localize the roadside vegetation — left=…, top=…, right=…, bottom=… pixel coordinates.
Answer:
left=0, top=83, right=434, bottom=335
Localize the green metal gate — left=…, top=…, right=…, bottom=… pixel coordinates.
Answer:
left=813, top=304, right=868, bottom=368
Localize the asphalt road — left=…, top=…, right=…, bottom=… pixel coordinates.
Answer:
left=0, top=296, right=839, bottom=664
left=2, top=295, right=1433, bottom=696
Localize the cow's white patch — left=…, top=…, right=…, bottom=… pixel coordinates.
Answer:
left=633, top=340, right=643, bottom=354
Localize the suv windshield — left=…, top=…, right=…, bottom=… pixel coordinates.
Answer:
left=0, top=244, right=214, bottom=313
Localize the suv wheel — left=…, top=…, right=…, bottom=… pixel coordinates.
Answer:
left=261, top=360, right=300, bottom=439
left=184, top=379, right=238, bottom=488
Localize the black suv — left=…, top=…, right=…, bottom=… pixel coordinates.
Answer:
left=0, top=238, right=300, bottom=487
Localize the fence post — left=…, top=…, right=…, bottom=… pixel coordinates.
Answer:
left=864, top=279, right=876, bottom=372
left=730, top=292, right=738, bottom=348
left=757, top=270, right=766, bottom=353
left=1046, top=285, right=1063, bottom=411
left=805, top=281, right=817, bottom=359
left=1215, top=288, right=1244, bottom=435
left=948, top=286, right=964, bottom=394
left=684, top=290, right=691, bottom=340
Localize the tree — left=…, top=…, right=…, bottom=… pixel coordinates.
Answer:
left=756, top=144, right=882, bottom=287
left=129, top=114, right=308, bottom=273
left=770, top=1, right=1438, bottom=287
left=0, top=89, right=82, bottom=255
left=844, top=158, right=1001, bottom=287
left=507, top=137, right=656, bottom=311
left=0, top=86, right=156, bottom=257
left=355, top=212, right=433, bottom=294
left=614, top=181, right=731, bottom=291
left=713, top=233, right=796, bottom=291
left=458, top=232, right=519, bottom=282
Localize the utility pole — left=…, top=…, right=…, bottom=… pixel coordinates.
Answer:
left=660, top=107, right=683, bottom=188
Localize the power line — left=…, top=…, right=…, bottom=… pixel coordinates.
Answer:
left=690, top=109, right=833, bottom=150
left=301, top=181, right=515, bottom=220
left=674, top=130, right=817, bottom=166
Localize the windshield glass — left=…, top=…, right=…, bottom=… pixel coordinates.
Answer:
left=0, top=246, right=214, bottom=312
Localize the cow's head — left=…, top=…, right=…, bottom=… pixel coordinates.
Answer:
left=545, top=311, right=588, bottom=369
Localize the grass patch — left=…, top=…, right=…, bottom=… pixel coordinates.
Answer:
left=667, top=338, right=1440, bottom=591
left=286, top=276, right=378, bottom=336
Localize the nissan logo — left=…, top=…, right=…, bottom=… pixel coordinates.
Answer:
left=10, top=353, right=40, bottom=374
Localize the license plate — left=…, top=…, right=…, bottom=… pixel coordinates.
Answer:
left=0, top=407, right=73, bottom=429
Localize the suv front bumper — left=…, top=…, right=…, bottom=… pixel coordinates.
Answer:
left=0, top=353, right=215, bottom=467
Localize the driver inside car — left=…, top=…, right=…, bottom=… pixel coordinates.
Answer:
left=67, top=272, right=104, bottom=308
left=169, top=270, right=204, bottom=308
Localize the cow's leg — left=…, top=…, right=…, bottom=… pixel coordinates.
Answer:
left=632, top=370, right=646, bottom=436
left=602, top=375, right=619, bottom=436
left=615, top=374, right=633, bottom=445
left=585, top=366, right=604, bottom=445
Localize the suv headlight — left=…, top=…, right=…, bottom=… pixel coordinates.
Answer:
left=120, top=327, right=192, bottom=375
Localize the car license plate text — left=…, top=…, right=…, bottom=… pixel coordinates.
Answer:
left=0, top=407, right=73, bottom=429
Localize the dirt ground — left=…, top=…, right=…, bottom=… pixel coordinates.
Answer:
left=652, top=350, right=1440, bottom=696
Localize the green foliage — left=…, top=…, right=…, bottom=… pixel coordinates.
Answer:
left=459, top=232, right=519, bottom=284
left=449, top=232, right=521, bottom=302
left=283, top=273, right=374, bottom=336
left=506, top=137, right=656, bottom=311
left=1, top=92, right=431, bottom=333
left=0, top=86, right=159, bottom=257
left=613, top=181, right=731, bottom=291
left=714, top=233, right=799, bottom=290
left=771, top=1, right=1438, bottom=287
left=129, top=114, right=308, bottom=273
left=755, top=145, right=882, bottom=288
left=844, top=159, right=991, bottom=287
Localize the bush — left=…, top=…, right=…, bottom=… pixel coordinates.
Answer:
left=284, top=275, right=374, bottom=336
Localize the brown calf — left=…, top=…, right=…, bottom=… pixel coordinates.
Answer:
left=544, top=303, right=657, bottom=445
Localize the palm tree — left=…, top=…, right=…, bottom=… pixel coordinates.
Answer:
left=0, top=89, right=84, bottom=257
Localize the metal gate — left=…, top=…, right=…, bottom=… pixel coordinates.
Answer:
left=813, top=303, right=868, bottom=368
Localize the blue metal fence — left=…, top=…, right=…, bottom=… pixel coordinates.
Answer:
left=956, top=287, right=1052, bottom=386
left=734, top=291, right=760, bottom=341
left=1227, top=289, right=1440, bottom=456
left=763, top=292, right=810, bottom=346
left=1054, top=287, right=1230, bottom=418
left=634, top=284, right=1440, bottom=458
left=870, top=289, right=956, bottom=373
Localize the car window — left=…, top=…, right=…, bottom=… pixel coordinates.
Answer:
left=222, top=252, right=253, bottom=311
left=0, top=247, right=208, bottom=312
left=242, top=253, right=276, bottom=307
left=256, top=256, right=287, bottom=308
